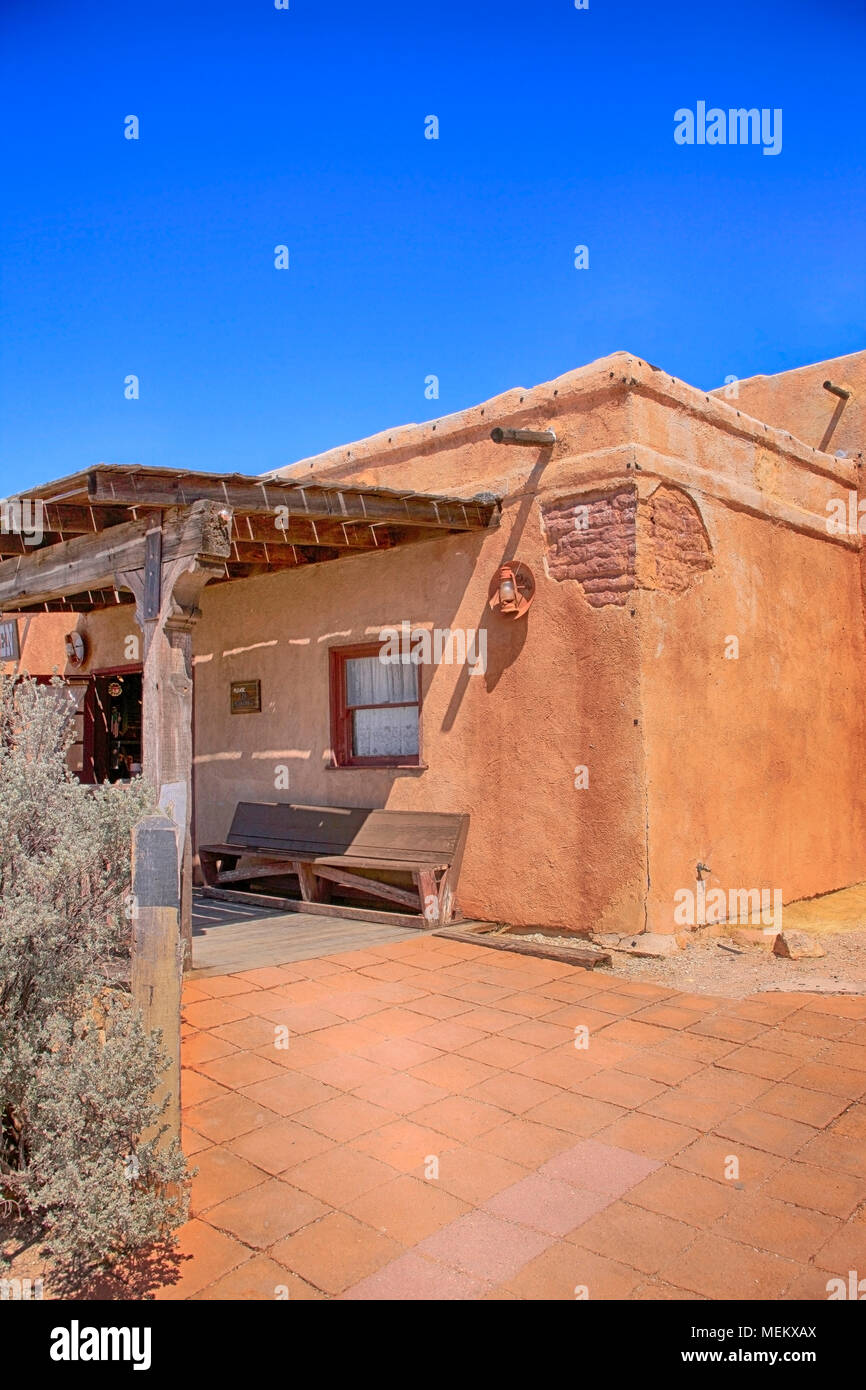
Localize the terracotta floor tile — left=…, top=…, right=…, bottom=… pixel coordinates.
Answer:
left=401, top=993, right=472, bottom=1020
left=406, top=1019, right=488, bottom=1053
left=240, top=1073, right=338, bottom=1117
left=341, top=1251, right=488, bottom=1300
left=361, top=1006, right=440, bottom=1038
left=506, top=1243, right=643, bottom=1300
left=190, top=1146, right=267, bottom=1215
left=573, top=1069, right=666, bottom=1110
left=324, top=993, right=389, bottom=1022
left=227, top=1118, right=335, bottom=1175
left=417, top=1210, right=554, bottom=1283
left=303, top=1054, right=393, bottom=1092
left=713, top=1108, right=816, bottom=1158
left=769, top=1158, right=866, bottom=1218
left=675, top=1064, right=772, bottom=1106
left=355, top=1037, right=443, bottom=1070
left=631, top=1004, right=706, bottom=1030
left=458, top=1035, right=542, bottom=1070
left=270, top=1211, right=401, bottom=1294
left=660, top=1232, right=803, bottom=1300
left=411, top=1095, right=511, bottom=1142
left=783, top=1009, right=855, bottom=1040
left=687, top=1015, right=764, bottom=1044
left=183, top=1032, right=238, bottom=1068
left=540, top=1138, right=660, bottom=1194
left=195, top=1052, right=284, bottom=1090
left=594, top=1018, right=677, bottom=1049
left=351, top=1118, right=458, bottom=1173
left=183, top=1093, right=280, bottom=1144
left=653, top=1031, right=735, bottom=1063
left=796, top=1130, right=866, bottom=1179
left=152, top=1220, right=250, bottom=1300
left=193, top=1255, right=325, bottom=1300
left=595, top=1111, right=700, bottom=1159
left=832, top=1104, right=866, bottom=1140
left=181, top=1070, right=230, bottom=1110
left=212, top=1016, right=285, bottom=1052
left=465, top=1072, right=563, bottom=1115
left=819, top=1041, right=866, bottom=1073
left=785, top=1061, right=866, bottom=1101
left=205, top=1178, right=330, bottom=1249
left=484, top=1174, right=612, bottom=1237
left=235, top=966, right=309, bottom=989
left=523, top=1093, right=625, bottom=1138
left=431, top=1145, right=529, bottom=1203
left=671, top=1135, right=785, bottom=1186
left=811, top=1221, right=866, bottom=1276
left=258, top=1035, right=345, bottom=1072
left=194, top=974, right=266, bottom=999
left=182, top=998, right=252, bottom=1031
left=617, top=1052, right=703, bottom=1085
left=639, top=1090, right=743, bottom=1132
left=352, top=1071, right=449, bottom=1113
left=295, top=1094, right=396, bottom=1141
left=182, top=1124, right=212, bottom=1157
left=497, top=991, right=565, bottom=1017
left=568, top=1199, right=694, bottom=1275
left=714, top=1045, right=800, bottom=1081
left=502, top=1019, right=574, bottom=1049
left=408, top=1054, right=499, bottom=1092
left=282, top=1145, right=397, bottom=1206
left=474, top=1116, right=575, bottom=1168
left=626, top=1166, right=735, bottom=1228
left=345, top=1173, right=470, bottom=1244
left=758, top=1081, right=848, bottom=1128
left=750, top=1027, right=821, bottom=1061
left=717, top=1193, right=841, bottom=1263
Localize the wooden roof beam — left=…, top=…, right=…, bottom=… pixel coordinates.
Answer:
left=0, top=501, right=231, bottom=611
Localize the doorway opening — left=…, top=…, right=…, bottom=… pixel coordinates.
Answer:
left=88, top=669, right=143, bottom=783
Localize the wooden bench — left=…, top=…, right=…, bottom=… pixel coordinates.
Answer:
left=198, top=802, right=469, bottom=928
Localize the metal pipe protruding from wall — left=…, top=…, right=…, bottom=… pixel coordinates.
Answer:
left=823, top=380, right=852, bottom=401
left=490, top=427, right=557, bottom=446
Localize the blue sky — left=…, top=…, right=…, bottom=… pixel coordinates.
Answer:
left=1, top=0, right=864, bottom=494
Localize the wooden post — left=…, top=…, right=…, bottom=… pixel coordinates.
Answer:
left=131, top=813, right=182, bottom=1149
left=116, top=501, right=232, bottom=971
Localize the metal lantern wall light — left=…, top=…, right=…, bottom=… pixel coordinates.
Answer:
left=488, top=561, right=535, bottom=619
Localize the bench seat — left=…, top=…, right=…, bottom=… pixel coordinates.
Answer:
left=199, top=801, right=469, bottom=927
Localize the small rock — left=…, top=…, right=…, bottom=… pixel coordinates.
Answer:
left=615, top=933, right=679, bottom=958
left=716, top=937, right=745, bottom=954
left=772, top=930, right=826, bottom=960
left=591, top=933, right=623, bottom=948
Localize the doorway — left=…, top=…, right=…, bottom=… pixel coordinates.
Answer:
left=86, top=668, right=143, bottom=783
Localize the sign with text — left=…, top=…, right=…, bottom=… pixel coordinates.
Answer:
left=230, top=679, right=261, bottom=714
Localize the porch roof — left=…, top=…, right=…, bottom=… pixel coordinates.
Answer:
left=0, top=463, right=501, bottom=612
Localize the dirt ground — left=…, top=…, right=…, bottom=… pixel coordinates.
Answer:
left=599, top=929, right=866, bottom=999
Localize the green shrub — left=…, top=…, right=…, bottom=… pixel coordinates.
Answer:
left=0, top=674, right=189, bottom=1270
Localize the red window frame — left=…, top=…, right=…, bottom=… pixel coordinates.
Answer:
left=329, top=642, right=423, bottom=768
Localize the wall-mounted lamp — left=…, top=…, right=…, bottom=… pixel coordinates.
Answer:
left=64, top=631, right=86, bottom=667
left=488, top=561, right=536, bottom=619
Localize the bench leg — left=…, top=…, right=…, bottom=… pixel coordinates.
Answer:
left=414, top=869, right=441, bottom=925
left=200, top=850, right=239, bottom=888
left=296, top=862, right=331, bottom=904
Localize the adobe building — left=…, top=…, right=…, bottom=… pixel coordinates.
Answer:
left=2, top=347, right=865, bottom=939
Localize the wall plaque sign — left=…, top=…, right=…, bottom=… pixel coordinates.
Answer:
left=230, top=679, right=261, bottom=713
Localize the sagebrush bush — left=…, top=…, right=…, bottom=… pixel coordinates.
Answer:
left=0, top=674, right=189, bottom=1270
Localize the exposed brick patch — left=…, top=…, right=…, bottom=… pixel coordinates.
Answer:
left=636, top=486, right=713, bottom=593
left=541, top=489, right=637, bottom=607
left=541, top=485, right=711, bottom=607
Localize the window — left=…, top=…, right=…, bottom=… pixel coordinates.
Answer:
left=329, top=644, right=422, bottom=767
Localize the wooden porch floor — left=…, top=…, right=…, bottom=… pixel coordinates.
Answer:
left=191, top=892, right=438, bottom=977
